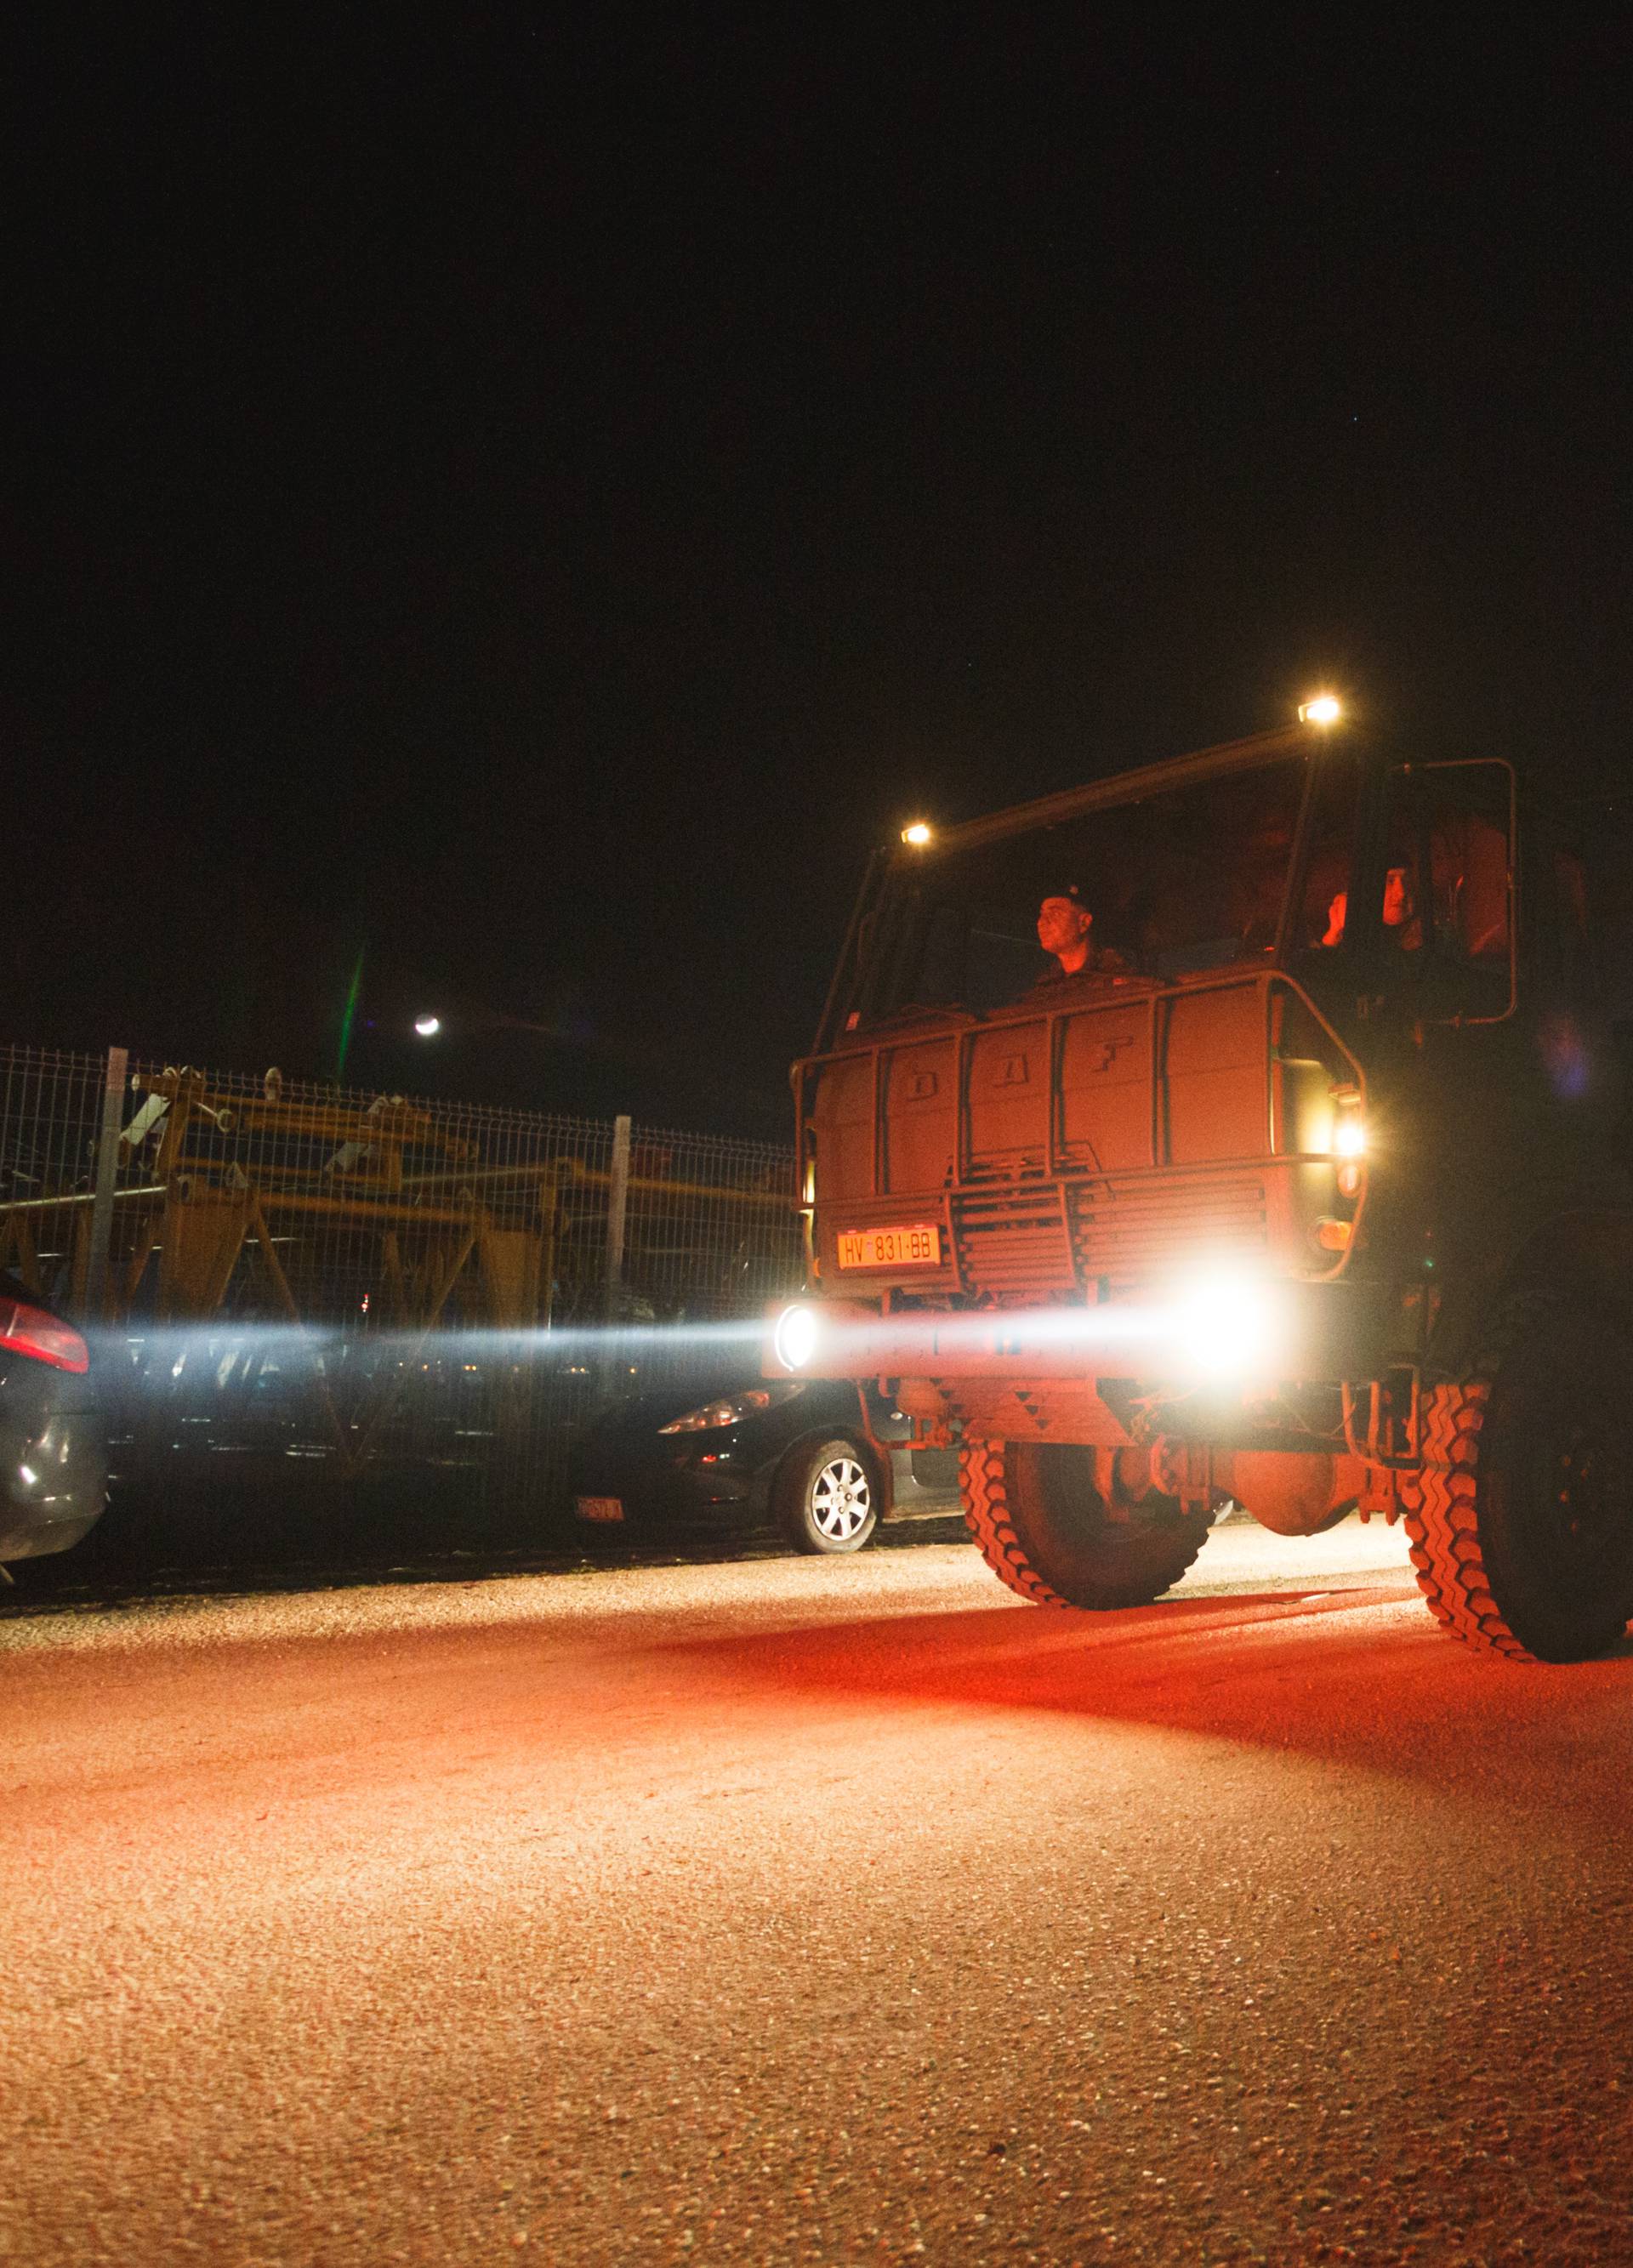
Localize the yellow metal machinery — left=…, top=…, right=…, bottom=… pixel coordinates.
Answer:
left=116, top=1068, right=552, bottom=1333
left=0, top=1067, right=798, bottom=1335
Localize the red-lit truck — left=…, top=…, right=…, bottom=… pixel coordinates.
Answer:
left=765, top=708, right=1633, bottom=1661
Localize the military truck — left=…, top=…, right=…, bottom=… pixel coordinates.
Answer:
left=764, top=706, right=1633, bottom=1661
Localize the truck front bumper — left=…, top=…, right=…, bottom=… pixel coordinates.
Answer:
left=763, top=1275, right=1397, bottom=1393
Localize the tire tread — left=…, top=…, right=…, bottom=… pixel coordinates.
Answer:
left=959, top=1441, right=1076, bottom=1608
left=958, top=1440, right=1209, bottom=1610
left=1399, top=1299, right=1550, bottom=1663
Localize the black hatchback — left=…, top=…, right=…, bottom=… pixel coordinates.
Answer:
left=569, top=1375, right=959, bottom=1555
left=0, top=1273, right=108, bottom=1567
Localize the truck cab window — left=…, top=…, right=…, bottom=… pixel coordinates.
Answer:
left=1290, top=752, right=1363, bottom=955
left=856, top=755, right=1307, bottom=1026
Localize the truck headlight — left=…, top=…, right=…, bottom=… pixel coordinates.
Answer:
left=1332, top=1106, right=1365, bottom=1198
left=773, top=1304, right=822, bottom=1371
left=1174, top=1276, right=1279, bottom=1378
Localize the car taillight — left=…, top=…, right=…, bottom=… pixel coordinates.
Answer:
left=0, top=1302, right=89, bottom=1373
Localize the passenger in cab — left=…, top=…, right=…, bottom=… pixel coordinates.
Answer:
left=1319, top=866, right=1422, bottom=952
left=1036, top=890, right=1130, bottom=977
left=1382, top=864, right=1424, bottom=950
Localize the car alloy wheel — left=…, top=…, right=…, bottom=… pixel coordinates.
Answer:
left=811, top=1452, right=872, bottom=1543
left=775, top=1435, right=881, bottom=1555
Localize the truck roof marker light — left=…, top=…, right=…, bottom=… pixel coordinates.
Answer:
left=773, top=1304, right=822, bottom=1371
left=901, top=821, right=934, bottom=847
left=1298, top=694, right=1342, bottom=726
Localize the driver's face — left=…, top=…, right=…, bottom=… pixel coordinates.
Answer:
left=1383, top=867, right=1414, bottom=925
left=1038, top=895, right=1090, bottom=955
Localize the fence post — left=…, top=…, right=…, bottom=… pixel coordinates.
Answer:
left=604, top=1113, right=632, bottom=1316
left=83, top=1044, right=128, bottom=1325
left=596, top=1114, right=632, bottom=1403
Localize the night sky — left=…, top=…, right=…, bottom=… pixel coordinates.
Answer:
left=11, top=15, right=1630, bottom=1135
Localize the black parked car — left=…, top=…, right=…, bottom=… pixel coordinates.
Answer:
left=570, top=1376, right=959, bottom=1555
left=0, top=1273, right=107, bottom=1567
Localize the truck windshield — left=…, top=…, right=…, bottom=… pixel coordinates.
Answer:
left=861, top=755, right=1308, bottom=1023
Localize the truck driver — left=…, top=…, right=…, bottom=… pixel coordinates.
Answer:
left=1036, top=890, right=1130, bottom=976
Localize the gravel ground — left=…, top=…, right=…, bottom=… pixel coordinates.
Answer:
left=5, top=1515, right=1632, bottom=2267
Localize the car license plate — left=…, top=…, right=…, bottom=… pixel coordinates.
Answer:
left=836, top=1223, right=942, bottom=1270
left=575, top=1496, right=624, bottom=1523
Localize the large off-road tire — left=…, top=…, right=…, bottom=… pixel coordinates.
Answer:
left=959, top=1441, right=1209, bottom=1609
left=1401, top=1299, right=1633, bottom=1663
left=774, top=1437, right=879, bottom=1555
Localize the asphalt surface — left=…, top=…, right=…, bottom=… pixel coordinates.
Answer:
left=5, top=1515, right=1632, bottom=2267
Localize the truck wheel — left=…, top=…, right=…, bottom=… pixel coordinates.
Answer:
left=774, top=1438, right=879, bottom=1555
left=959, top=1441, right=1209, bottom=1609
left=1401, top=1301, right=1633, bottom=1663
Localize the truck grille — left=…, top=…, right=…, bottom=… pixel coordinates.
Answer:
left=950, top=1172, right=1269, bottom=1300
left=952, top=1186, right=1075, bottom=1296
left=1069, top=1174, right=1267, bottom=1293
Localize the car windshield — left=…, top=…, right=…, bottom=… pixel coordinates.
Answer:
left=860, top=755, right=1308, bottom=1023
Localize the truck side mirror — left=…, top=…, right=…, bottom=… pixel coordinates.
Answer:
left=1414, top=759, right=1518, bottom=1028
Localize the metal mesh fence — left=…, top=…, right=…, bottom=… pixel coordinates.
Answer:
left=0, top=1043, right=801, bottom=1528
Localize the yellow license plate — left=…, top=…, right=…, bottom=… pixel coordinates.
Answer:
left=836, top=1224, right=942, bottom=1270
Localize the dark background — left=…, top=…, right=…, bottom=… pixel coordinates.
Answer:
left=9, top=12, right=1630, bottom=1134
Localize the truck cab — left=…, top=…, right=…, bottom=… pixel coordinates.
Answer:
left=765, top=709, right=1633, bottom=1661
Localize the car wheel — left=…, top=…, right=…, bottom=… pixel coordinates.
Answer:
left=775, top=1437, right=879, bottom=1555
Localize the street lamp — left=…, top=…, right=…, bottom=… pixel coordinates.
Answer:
left=413, top=1009, right=560, bottom=1043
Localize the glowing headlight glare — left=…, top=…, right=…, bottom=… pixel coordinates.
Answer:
left=1298, top=693, right=1342, bottom=726
left=773, top=1303, right=822, bottom=1371
left=1332, top=1115, right=1365, bottom=1159
left=1174, top=1278, right=1277, bottom=1378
